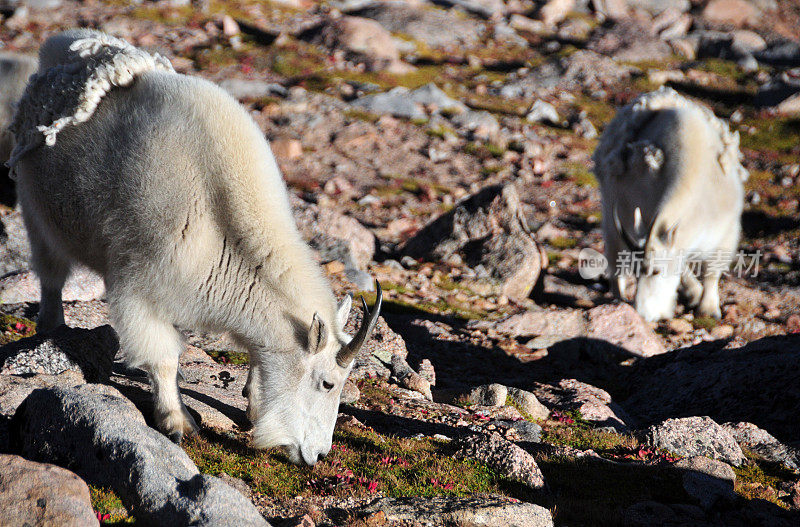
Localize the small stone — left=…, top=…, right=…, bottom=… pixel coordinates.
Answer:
left=668, top=318, right=693, bottom=334
left=703, top=0, right=761, bottom=28
left=504, top=420, right=543, bottom=442
left=390, top=354, right=432, bottom=400
left=323, top=260, right=345, bottom=274
left=710, top=324, right=734, bottom=339
left=221, top=15, right=239, bottom=37
left=469, top=383, right=508, bottom=407
left=340, top=379, right=361, bottom=405
left=722, top=422, right=800, bottom=469
left=526, top=99, right=560, bottom=125
left=417, top=359, right=435, bottom=386
left=787, top=314, right=800, bottom=333
left=506, top=387, right=549, bottom=420
left=271, top=138, right=303, bottom=160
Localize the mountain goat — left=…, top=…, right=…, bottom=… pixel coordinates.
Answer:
left=0, top=52, right=37, bottom=205
left=593, top=87, right=748, bottom=322
left=9, top=29, right=382, bottom=465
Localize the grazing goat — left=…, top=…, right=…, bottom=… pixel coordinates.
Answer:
left=9, top=29, right=382, bottom=465
left=0, top=53, right=37, bottom=205
left=593, top=87, right=748, bottom=321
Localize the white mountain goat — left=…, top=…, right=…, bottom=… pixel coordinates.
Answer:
left=593, top=87, right=748, bottom=322
left=8, top=29, right=382, bottom=465
left=0, top=53, right=37, bottom=203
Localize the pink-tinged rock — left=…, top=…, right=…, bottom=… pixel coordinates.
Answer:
left=644, top=416, right=744, bottom=466
left=455, top=432, right=546, bottom=490
left=586, top=303, right=666, bottom=357
left=703, top=0, right=761, bottom=28
left=0, top=454, right=99, bottom=527
left=494, top=308, right=586, bottom=338
left=538, top=0, right=576, bottom=27
left=533, top=379, right=628, bottom=430
left=270, top=137, right=303, bottom=160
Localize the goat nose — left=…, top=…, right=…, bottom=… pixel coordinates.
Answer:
left=317, top=452, right=325, bottom=463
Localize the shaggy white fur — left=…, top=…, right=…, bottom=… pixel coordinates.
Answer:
left=593, top=86, right=748, bottom=185
left=7, top=32, right=173, bottom=170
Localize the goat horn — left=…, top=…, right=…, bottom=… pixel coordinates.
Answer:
left=336, top=281, right=382, bottom=367
left=613, top=205, right=646, bottom=251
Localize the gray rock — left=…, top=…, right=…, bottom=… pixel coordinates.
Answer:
left=526, top=100, right=560, bottom=125
left=644, top=416, right=744, bottom=466
left=454, top=432, right=546, bottom=490
left=491, top=308, right=586, bottom=338
left=353, top=1, right=485, bottom=49
left=11, top=384, right=269, bottom=526
left=533, top=379, right=629, bottom=430
left=390, top=353, right=432, bottom=400
left=0, top=267, right=105, bottom=304
left=357, top=495, right=553, bottom=526
left=346, top=315, right=408, bottom=380
left=0, top=454, right=98, bottom=527
left=351, top=86, right=426, bottom=120
left=627, top=0, right=689, bottom=16
left=432, top=0, right=506, bottom=19
left=402, top=185, right=543, bottom=301
left=674, top=456, right=736, bottom=510
left=219, top=79, right=287, bottom=100
left=506, top=387, right=549, bottom=420
left=291, top=194, right=375, bottom=270
left=450, top=110, right=500, bottom=135
left=503, top=420, right=543, bottom=442
left=0, top=325, right=117, bottom=382
left=0, top=209, right=30, bottom=276
left=755, top=40, right=800, bottom=67
left=722, top=422, right=800, bottom=469
left=408, top=82, right=467, bottom=113
left=340, top=379, right=361, bottom=404
left=469, top=383, right=508, bottom=407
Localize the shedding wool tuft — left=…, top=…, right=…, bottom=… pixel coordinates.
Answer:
left=7, top=32, right=174, bottom=170
left=593, top=86, right=748, bottom=185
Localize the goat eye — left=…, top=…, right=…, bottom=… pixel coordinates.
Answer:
left=322, top=380, right=334, bottom=391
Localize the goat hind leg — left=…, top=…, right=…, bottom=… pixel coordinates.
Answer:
left=28, top=230, right=69, bottom=332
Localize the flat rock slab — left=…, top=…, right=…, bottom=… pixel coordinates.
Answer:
left=674, top=456, right=736, bottom=510
left=11, top=384, right=269, bottom=526
left=0, top=454, right=99, bottom=527
left=358, top=495, right=553, bottom=527
left=0, top=324, right=117, bottom=382
left=454, top=432, right=546, bottom=491
left=643, top=416, right=744, bottom=466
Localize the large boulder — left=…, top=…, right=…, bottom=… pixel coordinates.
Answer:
left=722, top=421, right=800, bottom=469
left=402, top=184, right=543, bottom=301
left=673, top=456, right=736, bottom=510
left=10, top=384, right=269, bottom=526
left=454, top=432, right=546, bottom=491
left=0, top=454, right=98, bottom=527
left=0, top=325, right=117, bottom=382
left=643, top=416, right=744, bottom=466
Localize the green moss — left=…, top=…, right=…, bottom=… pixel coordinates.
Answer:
left=205, top=349, right=249, bottom=365
left=89, top=486, right=133, bottom=524
left=548, top=236, right=577, bottom=250
left=426, top=124, right=457, bottom=139
left=560, top=161, right=598, bottom=188
left=541, top=421, right=632, bottom=451
left=740, top=116, right=800, bottom=164
left=692, top=316, right=718, bottom=331
left=0, top=314, right=36, bottom=345
left=734, top=455, right=796, bottom=509
left=184, top=425, right=524, bottom=500
left=343, top=108, right=380, bottom=123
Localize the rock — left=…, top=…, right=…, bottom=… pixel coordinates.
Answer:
left=11, top=384, right=269, bottom=526
left=644, top=416, right=744, bottom=466
left=340, top=379, right=361, bottom=404
left=586, top=303, right=666, bottom=357
left=0, top=208, right=30, bottom=276
left=319, top=16, right=405, bottom=72
left=469, top=383, right=508, bottom=407
left=526, top=99, right=560, bottom=125
left=668, top=318, right=693, bottom=334
left=623, top=335, right=800, bottom=442
left=402, top=185, right=543, bottom=301
left=492, top=308, right=586, bottom=338
left=755, top=41, right=800, bottom=67
left=533, top=379, right=628, bottom=430
left=408, top=83, right=467, bottom=113
left=271, top=138, right=303, bottom=160
left=703, top=0, right=761, bottom=28
left=433, top=0, right=506, bottom=19
left=291, top=194, right=375, bottom=270
left=219, top=79, right=287, bottom=100
left=591, top=0, right=628, bottom=20
left=346, top=315, right=408, bottom=379
left=506, top=387, right=549, bottom=420
left=417, top=358, right=435, bottom=386
left=538, top=0, right=575, bottom=27
left=450, top=110, right=500, bottom=137
left=722, top=422, right=800, bottom=469
left=221, top=15, right=239, bottom=37
left=351, top=86, right=426, bottom=120
left=0, top=325, right=117, bottom=382
left=628, top=0, right=690, bottom=16
left=0, top=454, right=98, bottom=527
left=390, top=354, right=432, bottom=400
left=454, top=432, right=546, bottom=491
left=358, top=495, right=553, bottom=526
left=0, top=267, right=105, bottom=304
left=503, top=420, right=543, bottom=442
left=710, top=324, right=734, bottom=339
left=674, top=456, right=736, bottom=509
left=353, top=1, right=485, bottom=49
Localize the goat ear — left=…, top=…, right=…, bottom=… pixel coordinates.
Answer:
left=336, top=294, right=352, bottom=330
left=308, top=312, right=327, bottom=353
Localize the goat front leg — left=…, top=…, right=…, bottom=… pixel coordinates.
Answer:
left=110, top=291, right=198, bottom=443
left=696, top=266, right=722, bottom=319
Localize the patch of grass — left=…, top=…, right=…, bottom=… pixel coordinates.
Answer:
left=0, top=314, right=36, bottom=345
left=541, top=421, right=633, bottom=451
left=343, top=108, right=380, bottom=123
left=740, top=116, right=800, bottom=164
left=549, top=236, right=578, bottom=250
left=205, top=349, right=249, bottom=365
left=692, top=316, right=718, bottom=331
left=734, top=456, right=795, bottom=509
left=184, top=425, right=524, bottom=501
left=464, top=142, right=505, bottom=160
left=89, top=486, right=133, bottom=524
left=560, top=161, right=598, bottom=188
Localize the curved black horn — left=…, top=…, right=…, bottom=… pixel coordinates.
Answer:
left=613, top=205, right=646, bottom=251
left=337, top=281, right=382, bottom=367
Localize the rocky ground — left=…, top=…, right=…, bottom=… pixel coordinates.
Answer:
left=1, top=0, right=800, bottom=525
